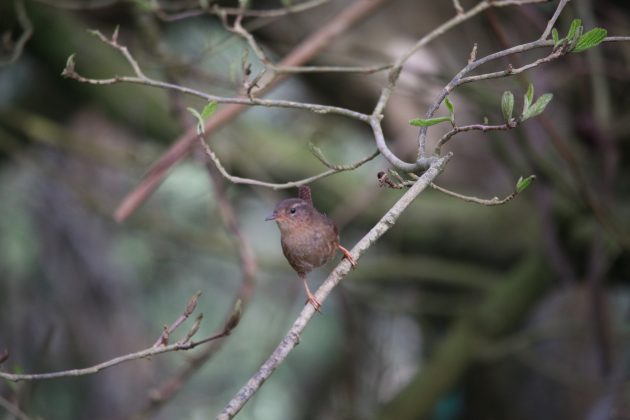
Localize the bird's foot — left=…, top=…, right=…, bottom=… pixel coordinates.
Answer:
left=338, top=245, right=357, bottom=270
left=305, top=291, right=322, bottom=313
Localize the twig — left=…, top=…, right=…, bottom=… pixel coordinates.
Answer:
left=377, top=171, right=524, bottom=206
left=435, top=122, right=518, bottom=155
left=152, top=291, right=202, bottom=347
left=0, top=294, right=237, bottom=382
left=0, top=395, right=32, bottom=420
left=197, top=136, right=379, bottom=189
left=31, top=0, right=118, bottom=9
left=309, top=143, right=379, bottom=171
left=370, top=116, right=437, bottom=172
left=217, top=155, right=451, bottom=420
left=540, top=0, right=570, bottom=40
left=229, top=14, right=392, bottom=76
left=457, top=42, right=563, bottom=86
left=430, top=183, right=520, bottom=206
left=61, top=33, right=370, bottom=122
left=453, top=0, right=465, bottom=15
left=0, top=332, right=217, bottom=382
left=156, top=0, right=332, bottom=21
left=0, top=0, right=33, bottom=66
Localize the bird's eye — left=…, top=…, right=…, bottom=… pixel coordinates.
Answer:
left=290, top=207, right=297, bottom=214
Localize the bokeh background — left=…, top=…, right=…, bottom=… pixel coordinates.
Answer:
left=1, top=0, right=629, bottom=419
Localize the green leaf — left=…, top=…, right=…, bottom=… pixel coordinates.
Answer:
left=570, top=26, right=584, bottom=50
left=444, top=97, right=455, bottom=123
left=516, top=175, right=536, bottom=193
left=523, top=83, right=534, bottom=115
left=522, top=93, right=553, bottom=121
left=525, top=83, right=534, bottom=105
left=552, top=28, right=559, bottom=45
left=444, top=97, right=454, bottom=115
left=566, top=18, right=582, bottom=41
left=573, top=28, right=608, bottom=53
left=201, top=101, right=218, bottom=120
left=187, top=101, right=218, bottom=135
left=409, top=116, right=452, bottom=127
left=501, top=91, right=514, bottom=122
left=187, top=107, right=204, bottom=135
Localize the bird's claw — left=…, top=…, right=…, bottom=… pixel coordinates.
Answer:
left=305, top=293, right=322, bottom=312
left=338, top=245, right=357, bottom=270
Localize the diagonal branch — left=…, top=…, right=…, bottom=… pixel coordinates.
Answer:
left=217, top=154, right=451, bottom=420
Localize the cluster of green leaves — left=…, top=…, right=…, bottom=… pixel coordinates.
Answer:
left=552, top=19, right=607, bottom=53
left=501, top=83, right=553, bottom=123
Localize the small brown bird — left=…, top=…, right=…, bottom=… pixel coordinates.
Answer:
left=266, top=187, right=356, bottom=311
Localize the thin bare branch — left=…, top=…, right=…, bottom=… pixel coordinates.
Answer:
left=31, top=0, right=118, bottom=9
left=0, top=296, right=234, bottom=383
left=152, top=291, right=202, bottom=347
left=370, top=116, right=437, bottom=172
left=435, top=122, right=517, bottom=155
left=377, top=171, right=523, bottom=206
left=0, top=395, right=32, bottom=420
left=0, top=0, right=33, bottom=67
left=457, top=42, right=562, bottom=85
left=198, top=136, right=379, bottom=189
left=229, top=14, right=392, bottom=76
left=540, top=0, right=570, bottom=40
left=61, top=32, right=370, bottom=122
left=156, top=0, right=332, bottom=21
left=604, top=36, right=630, bottom=42
left=453, top=0, right=465, bottom=15
left=430, top=183, right=520, bottom=206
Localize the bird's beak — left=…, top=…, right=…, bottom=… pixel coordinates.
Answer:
left=265, top=211, right=277, bottom=221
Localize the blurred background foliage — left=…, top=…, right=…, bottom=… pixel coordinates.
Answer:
left=0, top=0, right=629, bottom=419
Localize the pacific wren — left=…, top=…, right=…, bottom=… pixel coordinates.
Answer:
left=266, top=187, right=356, bottom=311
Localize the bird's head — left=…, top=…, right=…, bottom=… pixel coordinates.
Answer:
left=265, top=198, right=313, bottom=230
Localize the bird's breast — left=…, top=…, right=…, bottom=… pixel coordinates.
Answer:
left=280, top=223, right=338, bottom=275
